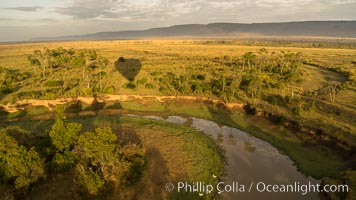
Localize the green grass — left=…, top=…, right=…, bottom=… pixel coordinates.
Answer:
left=120, top=101, right=166, bottom=112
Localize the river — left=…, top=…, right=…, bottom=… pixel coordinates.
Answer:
left=142, top=115, right=321, bottom=200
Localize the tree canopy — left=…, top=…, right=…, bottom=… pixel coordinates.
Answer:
left=0, top=130, right=44, bottom=189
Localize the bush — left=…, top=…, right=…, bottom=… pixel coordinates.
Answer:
left=124, top=82, right=136, bottom=89
left=118, top=56, right=125, bottom=62
left=81, top=88, right=93, bottom=96
left=44, top=80, right=64, bottom=87
left=17, top=90, right=42, bottom=99
left=0, top=85, right=13, bottom=94
left=150, top=71, right=162, bottom=76
left=243, top=104, right=257, bottom=115
left=196, top=74, right=206, bottom=80
left=137, top=78, right=147, bottom=85
left=145, top=83, right=155, bottom=89
left=103, top=86, right=116, bottom=94
left=266, top=94, right=284, bottom=106
left=274, top=115, right=287, bottom=124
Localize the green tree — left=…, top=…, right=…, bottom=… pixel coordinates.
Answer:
left=97, top=56, right=109, bottom=92
left=77, top=127, right=117, bottom=164
left=27, top=54, right=41, bottom=74
left=51, top=150, right=76, bottom=172
left=49, top=107, right=82, bottom=152
left=76, top=163, right=105, bottom=195
left=0, top=132, right=44, bottom=189
left=242, top=52, right=256, bottom=70
left=76, top=127, right=145, bottom=191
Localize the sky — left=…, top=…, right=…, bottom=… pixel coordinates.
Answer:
left=0, top=0, right=356, bottom=41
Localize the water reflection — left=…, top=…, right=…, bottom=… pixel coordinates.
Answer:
left=189, top=117, right=320, bottom=200
left=166, top=116, right=187, bottom=124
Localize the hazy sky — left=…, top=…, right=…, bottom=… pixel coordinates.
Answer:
left=0, top=0, right=356, bottom=41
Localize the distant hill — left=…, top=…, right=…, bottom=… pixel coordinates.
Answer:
left=32, top=21, right=356, bottom=41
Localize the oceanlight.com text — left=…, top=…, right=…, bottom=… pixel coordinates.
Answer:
left=164, top=181, right=348, bottom=196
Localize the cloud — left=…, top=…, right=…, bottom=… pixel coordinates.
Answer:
left=5, top=6, right=43, bottom=12
left=54, top=0, right=356, bottom=22
left=1, top=0, right=356, bottom=41
left=56, top=0, right=204, bottom=20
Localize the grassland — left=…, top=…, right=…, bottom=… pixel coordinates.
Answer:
left=0, top=39, right=355, bottom=199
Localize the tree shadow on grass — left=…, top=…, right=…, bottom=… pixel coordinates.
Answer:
left=106, top=102, right=123, bottom=110
left=65, top=100, right=83, bottom=113
left=115, top=58, right=142, bottom=81
left=206, top=100, right=237, bottom=128
left=0, top=105, right=9, bottom=119
left=82, top=94, right=106, bottom=115
left=129, top=147, right=168, bottom=200
left=91, top=94, right=105, bottom=112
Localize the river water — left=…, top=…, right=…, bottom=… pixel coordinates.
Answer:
left=142, top=115, right=320, bottom=200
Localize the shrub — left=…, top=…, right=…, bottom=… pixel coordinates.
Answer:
left=150, top=71, right=162, bottom=76
left=137, top=78, right=147, bottom=85
left=145, top=83, right=155, bottom=89
left=118, top=56, right=125, bottom=62
left=0, top=85, right=13, bottom=94
left=243, top=104, right=257, bottom=115
left=17, top=90, right=42, bottom=99
left=81, top=88, right=93, bottom=96
left=103, top=86, right=116, bottom=94
left=124, top=82, right=136, bottom=89
left=274, top=115, right=287, bottom=124
left=44, top=80, right=64, bottom=87
left=196, top=74, right=206, bottom=80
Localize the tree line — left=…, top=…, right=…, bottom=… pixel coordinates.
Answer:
left=0, top=107, right=145, bottom=198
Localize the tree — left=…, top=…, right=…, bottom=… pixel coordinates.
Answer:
left=49, top=106, right=82, bottom=152
left=58, top=48, right=74, bottom=71
left=248, top=78, right=262, bottom=105
left=97, top=56, right=109, bottom=92
left=27, top=54, right=40, bottom=74
left=76, top=163, right=105, bottom=195
left=77, top=127, right=117, bottom=164
left=83, top=50, right=98, bottom=88
left=328, top=84, right=338, bottom=104
left=75, top=127, right=145, bottom=191
left=242, top=52, right=256, bottom=70
left=75, top=127, right=120, bottom=193
left=257, top=48, right=268, bottom=73
left=0, top=131, right=44, bottom=189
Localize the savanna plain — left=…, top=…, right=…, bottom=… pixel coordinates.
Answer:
left=0, top=39, right=355, bottom=200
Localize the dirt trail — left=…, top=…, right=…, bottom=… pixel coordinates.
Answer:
left=1, top=94, right=244, bottom=113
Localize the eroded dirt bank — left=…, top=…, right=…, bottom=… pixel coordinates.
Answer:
left=1, top=94, right=243, bottom=113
